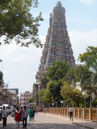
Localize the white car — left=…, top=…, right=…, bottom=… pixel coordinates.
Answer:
left=9, top=106, right=14, bottom=113
left=5, top=106, right=11, bottom=114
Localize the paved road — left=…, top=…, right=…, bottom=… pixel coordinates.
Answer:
left=0, top=113, right=86, bottom=129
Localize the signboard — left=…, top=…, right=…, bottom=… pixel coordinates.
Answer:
left=7, top=89, right=18, bottom=95
left=12, top=97, right=17, bottom=100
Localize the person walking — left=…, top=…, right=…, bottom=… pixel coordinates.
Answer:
left=43, top=108, right=46, bottom=113
left=28, top=107, right=33, bottom=121
left=32, top=108, right=35, bottom=121
left=14, top=107, right=21, bottom=128
left=20, top=107, right=23, bottom=122
left=1, top=106, right=8, bottom=128
left=68, top=106, right=74, bottom=121
left=22, top=106, right=28, bottom=128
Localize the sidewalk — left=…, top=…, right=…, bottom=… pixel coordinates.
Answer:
left=43, top=113, right=97, bottom=129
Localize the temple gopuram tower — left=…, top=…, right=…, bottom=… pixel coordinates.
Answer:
left=36, top=1, right=75, bottom=83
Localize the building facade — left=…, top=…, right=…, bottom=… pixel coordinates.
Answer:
left=20, top=91, right=32, bottom=107
left=36, top=1, right=75, bottom=82
left=35, top=1, right=76, bottom=106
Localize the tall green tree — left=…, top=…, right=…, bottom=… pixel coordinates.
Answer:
left=78, top=46, right=97, bottom=62
left=38, top=89, right=53, bottom=105
left=60, top=81, right=82, bottom=107
left=0, top=0, right=43, bottom=47
left=63, top=67, right=75, bottom=84
left=78, top=46, right=97, bottom=107
left=63, top=65, right=88, bottom=86
left=47, top=60, right=70, bottom=80
left=28, top=97, right=35, bottom=103
left=39, top=73, right=49, bottom=88
left=47, top=79, right=63, bottom=102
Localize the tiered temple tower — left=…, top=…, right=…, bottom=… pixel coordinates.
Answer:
left=36, top=1, right=75, bottom=82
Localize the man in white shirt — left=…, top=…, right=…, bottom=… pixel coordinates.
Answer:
left=2, top=106, right=8, bottom=128
left=68, top=106, right=74, bottom=121
left=22, top=106, right=28, bottom=128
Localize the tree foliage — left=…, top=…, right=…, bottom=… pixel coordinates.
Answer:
left=78, top=47, right=97, bottom=91
left=39, top=73, right=49, bottom=87
left=78, top=46, right=97, bottom=62
left=28, top=97, right=35, bottom=103
left=0, top=0, right=43, bottom=47
left=38, top=89, right=53, bottom=104
left=47, top=79, right=63, bottom=102
left=63, top=65, right=89, bottom=86
left=63, top=68, right=75, bottom=84
left=47, top=60, right=70, bottom=80
left=78, top=46, right=97, bottom=107
left=60, top=81, right=82, bottom=107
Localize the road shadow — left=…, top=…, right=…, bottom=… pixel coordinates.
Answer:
left=0, top=123, right=86, bottom=129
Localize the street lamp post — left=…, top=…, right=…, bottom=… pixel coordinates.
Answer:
left=52, top=103, right=54, bottom=108
left=56, top=102, right=58, bottom=108
left=76, top=94, right=92, bottom=108
left=61, top=101, right=63, bottom=108
left=86, top=94, right=92, bottom=108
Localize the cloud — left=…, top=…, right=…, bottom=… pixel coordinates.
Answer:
left=0, top=35, right=46, bottom=94
left=79, top=0, right=97, bottom=5
left=69, top=28, right=97, bottom=64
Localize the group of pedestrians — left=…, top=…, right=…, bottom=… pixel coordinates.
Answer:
left=15, top=106, right=35, bottom=128
left=1, top=105, right=36, bottom=128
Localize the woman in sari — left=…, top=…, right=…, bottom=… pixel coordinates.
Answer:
left=28, top=107, right=33, bottom=121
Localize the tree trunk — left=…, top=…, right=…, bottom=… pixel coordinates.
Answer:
left=90, top=95, right=92, bottom=108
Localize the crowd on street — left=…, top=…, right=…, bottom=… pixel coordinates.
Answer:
left=0, top=105, right=74, bottom=128
left=1, top=105, right=36, bottom=128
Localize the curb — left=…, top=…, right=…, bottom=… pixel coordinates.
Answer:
left=72, top=122, right=94, bottom=129
left=44, top=113, right=96, bottom=129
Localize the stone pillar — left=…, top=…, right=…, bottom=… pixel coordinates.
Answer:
left=67, top=108, right=68, bottom=116
left=83, top=108, right=85, bottom=119
left=78, top=108, right=80, bottom=118
left=74, top=108, right=76, bottom=117
left=62, top=108, right=63, bottom=115
left=65, top=108, right=66, bottom=115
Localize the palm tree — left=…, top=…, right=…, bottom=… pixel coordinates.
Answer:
left=80, top=56, right=97, bottom=107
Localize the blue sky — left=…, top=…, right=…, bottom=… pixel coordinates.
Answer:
left=0, top=0, right=97, bottom=95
